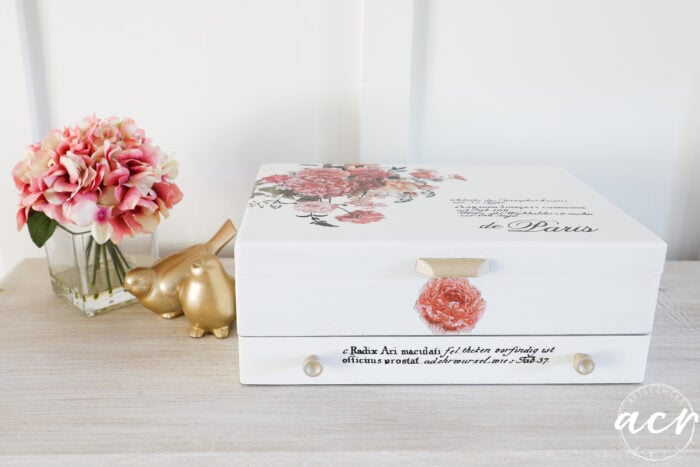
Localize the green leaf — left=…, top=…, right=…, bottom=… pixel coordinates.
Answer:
left=26, top=210, right=58, bottom=248
left=312, top=220, right=338, bottom=228
left=257, top=186, right=296, bottom=197
left=297, top=196, right=323, bottom=202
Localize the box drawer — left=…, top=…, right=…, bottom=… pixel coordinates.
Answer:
left=239, top=335, right=650, bottom=384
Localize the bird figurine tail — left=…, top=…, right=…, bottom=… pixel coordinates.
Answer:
left=205, top=219, right=237, bottom=255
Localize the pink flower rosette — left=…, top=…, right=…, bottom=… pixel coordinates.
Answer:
left=13, top=115, right=182, bottom=246
left=294, top=201, right=337, bottom=214
left=414, top=277, right=486, bottom=334
left=283, top=167, right=358, bottom=198
left=346, top=165, right=390, bottom=191
left=410, top=168, right=438, bottom=180
left=335, top=210, right=385, bottom=224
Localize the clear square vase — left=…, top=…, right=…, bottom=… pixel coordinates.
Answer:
left=45, top=225, right=158, bottom=316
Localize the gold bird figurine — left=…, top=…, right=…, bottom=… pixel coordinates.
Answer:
left=177, top=253, right=236, bottom=338
left=124, top=219, right=236, bottom=319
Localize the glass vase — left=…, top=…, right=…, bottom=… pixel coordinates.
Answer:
left=45, top=224, right=158, bottom=316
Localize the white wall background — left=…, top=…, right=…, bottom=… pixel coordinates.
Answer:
left=0, top=0, right=35, bottom=276
left=1, top=0, right=699, bottom=278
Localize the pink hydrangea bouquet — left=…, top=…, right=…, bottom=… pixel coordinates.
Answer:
left=13, top=115, right=182, bottom=285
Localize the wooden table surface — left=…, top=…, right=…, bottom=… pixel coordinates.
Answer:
left=1, top=259, right=698, bottom=465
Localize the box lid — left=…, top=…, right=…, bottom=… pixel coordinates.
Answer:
left=235, top=164, right=666, bottom=337
left=235, top=164, right=666, bottom=278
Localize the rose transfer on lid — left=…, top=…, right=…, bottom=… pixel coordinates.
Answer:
left=248, top=164, right=465, bottom=228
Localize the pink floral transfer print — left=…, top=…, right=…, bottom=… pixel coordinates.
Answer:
left=335, top=210, right=385, bottom=224
left=249, top=164, right=465, bottom=227
left=415, top=277, right=486, bottom=334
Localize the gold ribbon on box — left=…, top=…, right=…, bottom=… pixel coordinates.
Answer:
left=415, top=258, right=489, bottom=277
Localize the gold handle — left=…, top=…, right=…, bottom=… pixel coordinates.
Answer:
left=303, top=355, right=323, bottom=377
left=573, top=353, right=595, bottom=375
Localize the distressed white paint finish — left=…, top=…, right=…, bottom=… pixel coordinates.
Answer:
left=1, top=259, right=698, bottom=463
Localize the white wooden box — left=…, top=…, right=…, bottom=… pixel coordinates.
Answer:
left=234, top=164, right=666, bottom=384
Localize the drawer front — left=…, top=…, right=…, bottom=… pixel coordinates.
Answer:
left=238, top=335, right=650, bottom=384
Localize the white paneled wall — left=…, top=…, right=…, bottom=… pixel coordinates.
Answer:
left=2, top=0, right=700, bottom=277
left=0, top=0, right=35, bottom=277
left=412, top=0, right=700, bottom=260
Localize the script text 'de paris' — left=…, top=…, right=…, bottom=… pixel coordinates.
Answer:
left=480, top=220, right=599, bottom=233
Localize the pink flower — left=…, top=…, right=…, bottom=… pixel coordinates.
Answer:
left=13, top=115, right=182, bottom=244
left=365, top=189, right=390, bottom=198
left=410, top=169, right=438, bottom=179
left=415, top=278, right=486, bottom=334
left=335, top=210, right=385, bottom=224
left=377, top=179, right=418, bottom=193
left=296, top=168, right=347, bottom=178
left=283, top=167, right=358, bottom=198
left=250, top=164, right=471, bottom=230
left=153, top=182, right=184, bottom=216
left=451, top=174, right=467, bottom=181
left=349, top=198, right=386, bottom=209
left=294, top=201, right=337, bottom=214
left=346, top=165, right=390, bottom=191
left=92, top=207, right=114, bottom=243
left=262, top=174, right=290, bottom=184
left=344, top=163, right=380, bottom=170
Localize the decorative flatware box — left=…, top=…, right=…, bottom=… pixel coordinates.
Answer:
left=235, top=164, right=666, bottom=384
